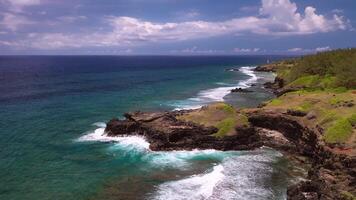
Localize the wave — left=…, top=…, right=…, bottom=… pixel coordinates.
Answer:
left=76, top=122, right=150, bottom=150
left=171, top=66, right=259, bottom=110
left=152, top=149, right=285, bottom=200
left=77, top=123, right=288, bottom=199
left=153, top=164, right=225, bottom=200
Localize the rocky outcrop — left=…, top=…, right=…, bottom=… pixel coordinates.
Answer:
left=247, top=110, right=356, bottom=200
left=254, top=64, right=278, bottom=72
left=105, top=111, right=262, bottom=151
left=105, top=109, right=355, bottom=199
left=230, top=87, right=253, bottom=93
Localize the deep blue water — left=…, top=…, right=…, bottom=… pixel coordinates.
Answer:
left=0, top=56, right=299, bottom=200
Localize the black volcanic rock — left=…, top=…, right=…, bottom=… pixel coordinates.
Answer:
left=254, top=64, right=277, bottom=72
left=230, top=88, right=253, bottom=93
left=104, top=108, right=356, bottom=199
left=105, top=111, right=262, bottom=151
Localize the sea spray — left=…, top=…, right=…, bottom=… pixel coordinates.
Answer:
left=151, top=149, right=286, bottom=200
left=171, top=66, right=260, bottom=110
left=77, top=123, right=150, bottom=150
left=153, top=164, right=225, bottom=200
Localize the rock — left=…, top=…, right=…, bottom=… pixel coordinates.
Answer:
left=264, top=76, right=285, bottom=93
left=230, top=88, right=253, bottom=93
left=105, top=108, right=356, bottom=199
left=287, top=181, right=319, bottom=200
left=105, top=111, right=263, bottom=151
left=306, top=111, right=317, bottom=120
left=254, top=64, right=277, bottom=72
left=287, top=109, right=307, bottom=117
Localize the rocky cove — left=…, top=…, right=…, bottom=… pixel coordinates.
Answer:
left=103, top=58, right=356, bottom=200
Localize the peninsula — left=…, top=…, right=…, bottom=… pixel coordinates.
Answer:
left=105, top=49, right=356, bottom=200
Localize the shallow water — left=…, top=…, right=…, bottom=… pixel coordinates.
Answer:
left=0, top=55, right=298, bottom=200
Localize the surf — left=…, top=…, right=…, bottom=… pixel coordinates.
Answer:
left=171, top=66, right=260, bottom=110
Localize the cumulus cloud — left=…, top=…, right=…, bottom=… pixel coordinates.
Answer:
left=0, top=12, right=35, bottom=31
left=0, top=0, right=350, bottom=49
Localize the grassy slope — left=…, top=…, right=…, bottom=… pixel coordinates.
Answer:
left=263, top=89, right=356, bottom=144
left=178, top=102, right=248, bottom=137
left=179, top=49, right=356, bottom=144
left=264, top=49, right=356, bottom=145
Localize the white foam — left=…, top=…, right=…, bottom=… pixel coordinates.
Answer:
left=77, top=123, right=150, bottom=150
left=145, top=149, right=232, bottom=169
left=152, top=149, right=286, bottom=200
left=171, top=66, right=259, bottom=110
left=153, top=164, right=225, bottom=200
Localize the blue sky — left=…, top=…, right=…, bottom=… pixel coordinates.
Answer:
left=0, top=0, right=355, bottom=55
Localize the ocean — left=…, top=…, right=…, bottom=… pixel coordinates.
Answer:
left=0, top=56, right=301, bottom=200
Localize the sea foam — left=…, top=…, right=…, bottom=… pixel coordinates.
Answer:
left=77, top=122, right=150, bottom=150
left=172, top=66, right=259, bottom=110
left=152, top=149, right=284, bottom=200
left=153, top=164, right=225, bottom=200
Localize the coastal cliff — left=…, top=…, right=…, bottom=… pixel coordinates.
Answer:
left=105, top=49, right=356, bottom=199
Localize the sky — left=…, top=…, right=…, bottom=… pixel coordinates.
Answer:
left=0, top=0, right=355, bottom=55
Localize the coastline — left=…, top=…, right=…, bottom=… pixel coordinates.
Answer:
left=103, top=60, right=355, bottom=199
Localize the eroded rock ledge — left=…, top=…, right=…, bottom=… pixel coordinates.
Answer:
left=105, top=109, right=355, bottom=200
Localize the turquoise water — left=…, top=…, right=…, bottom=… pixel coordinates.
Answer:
left=0, top=56, right=297, bottom=200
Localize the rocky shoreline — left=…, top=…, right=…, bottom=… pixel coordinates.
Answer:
left=104, top=65, right=355, bottom=200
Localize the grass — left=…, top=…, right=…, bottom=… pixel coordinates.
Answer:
left=269, top=99, right=283, bottom=106
left=288, top=75, right=321, bottom=88
left=292, top=101, right=313, bottom=112
left=286, top=75, right=339, bottom=90
left=264, top=90, right=356, bottom=144
left=215, top=118, right=236, bottom=137
left=348, top=114, right=356, bottom=126
left=324, top=118, right=353, bottom=143
left=341, top=191, right=356, bottom=200
left=178, top=102, right=249, bottom=137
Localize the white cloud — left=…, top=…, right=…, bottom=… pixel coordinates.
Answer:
left=0, top=12, right=34, bottom=31
left=170, top=46, right=225, bottom=54
left=332, top=9, right=343, bottom=14
left=287, top=47, right=303, bottom=52
left=239, top=6, right=259, bottom=12
left=233, top=48, right=260, bottom=53
left=287, top=46, right=331, bottom=53
left=2, top=0, right=41, bottom=12
left=1, top=0, right=350, bottom=49
left=57, top=16, right=87, bottom=23
left=315, top=46, right=331, bottom=52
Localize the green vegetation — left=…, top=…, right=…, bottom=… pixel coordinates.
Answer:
left=263, top=49, right=356, bottom=145
left=178, top=102, right=249, bottom=137
left=264, top=89, right=356, bottom=144
left=215, top=118, right=236, bottom=137
left=269, top=99, right=283, bottom=106
left=348, top=114, right=356, bottom=126
left=324, top=118, right=353, bottom=143
left=341, top=191, right=356, bottom=200
left=277, top=48, right=356, bottom=89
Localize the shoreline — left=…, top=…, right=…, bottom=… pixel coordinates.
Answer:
left=103, top=61, right=355, bottom=199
